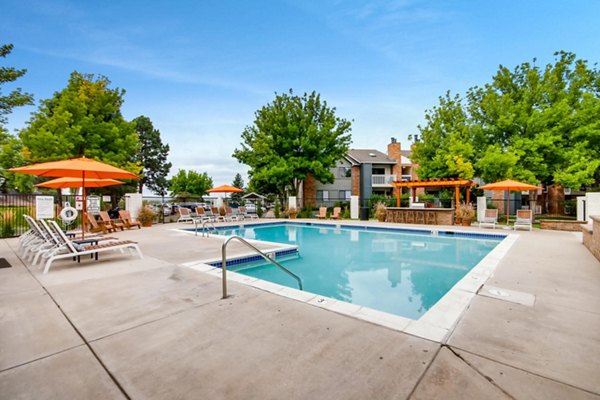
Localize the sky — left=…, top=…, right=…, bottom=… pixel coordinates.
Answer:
left=2, top=0, right=599, bottom=192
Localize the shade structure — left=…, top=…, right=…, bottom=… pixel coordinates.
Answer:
left=207, top=184, right=244, bottom=193
left=9, top=157, right=139, bottom=180
left=10, top=157, right=138, bottom=238
left=479, top=179, right=539, bottom=219
left=478, top=179, right=539, bottom=191
left=35, top=177, right=125, bottom=189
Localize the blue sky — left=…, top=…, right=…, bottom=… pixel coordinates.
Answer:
left=2, top=0, right=599, bottom=189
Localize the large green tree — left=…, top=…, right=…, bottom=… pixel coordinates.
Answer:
left=412, top=51, right=600, bottom=190
left=230, top=172, right=244, bottom=204
left=233, top=90, right=352, bottom=198
left=0, top=43, right=34, bottom=192
left=169, top=169, right=213, bottom=198
left=19, top=71, right=139, bottom=173
left=133, top=115, right=171, bottom=195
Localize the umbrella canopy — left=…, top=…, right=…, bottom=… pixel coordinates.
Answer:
left=207, top=184, right=244, bottom=193
left=35, top=177, right=125, bottom=189
left=479, top=179, right=539, bottom=191
left=9, top=157, right=138, bottom=180
left=10, top=157, right=138, bottom=238
left=479, top=179, right=539, bottom=219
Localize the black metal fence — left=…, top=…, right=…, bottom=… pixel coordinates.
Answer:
left=0, top=193, right=115, bottom=238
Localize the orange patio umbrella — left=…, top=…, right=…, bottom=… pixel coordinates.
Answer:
left=10, top=157, right=138, bottom=237
left=479, top=179, right=539, bottom=218
left=35, top=177, right=125, bottom=189
left=207, top=184, right=244, bottom=193
left=478, top=179, right=539, bottom=192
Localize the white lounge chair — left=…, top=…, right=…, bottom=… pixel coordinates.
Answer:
left=513, top=209, right=533, bottom=231
left=479, top=209, right=498, bottom=229
left=239, top=206, right=259, bottom=220
left=40, top=220, right=143, bottom=274
left=177, top=207, right=194, bottom=223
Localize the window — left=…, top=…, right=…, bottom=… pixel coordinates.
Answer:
left=339, top=190, right=352, bottom=200
left=372, top=167, right=385, bottom=175
left=316, top=190, right=329, bottom=201
left=338, top=167, right=352, bottom=178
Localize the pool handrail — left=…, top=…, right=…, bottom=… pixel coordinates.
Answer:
left=194, top=219, right=216, bottom=236
left=221, top=235, right=303, bottom=298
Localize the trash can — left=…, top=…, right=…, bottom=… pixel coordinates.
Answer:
left=360, top=207, right=369, bottom=221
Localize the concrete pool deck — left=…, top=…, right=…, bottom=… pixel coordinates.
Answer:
left=1, top=220, right=599, bottom=399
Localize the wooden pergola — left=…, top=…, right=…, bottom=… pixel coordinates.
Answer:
left=392, top=178, right=475, bottom=215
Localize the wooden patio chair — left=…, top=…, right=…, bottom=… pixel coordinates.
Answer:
left=317, top=207, right=327, bottom=219
left=99, top=211, right=125, bottom=231
left=119, top=210, right=142, bottom=229
left=331, top=207, right=342, bottom=220
left=87, top=213, right=114, bottom=234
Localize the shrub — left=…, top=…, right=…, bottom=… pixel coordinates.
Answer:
left=456, top=203, right=475, bottom=221
left=274, top=199, right=281, bottom=218
left=374, top=201, right=387, bottom=221
left=137, top=206, right=157, bottom=226
left=342, top=207, right=351, bottom=219
left=256, top=201, right=264, bottom=218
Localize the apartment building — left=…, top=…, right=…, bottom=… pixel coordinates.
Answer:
left=302, top=138, right=415, bottom=206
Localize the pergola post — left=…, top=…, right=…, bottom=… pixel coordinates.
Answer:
left=396, top=187, right=401, bottom=207
left=455, top=186, right=460, bottom=218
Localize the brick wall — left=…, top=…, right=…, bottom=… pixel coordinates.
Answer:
left=582, top=216, right=600, bottom=262
left=540, top=220, right=587, bottom=231
left=351, top=166, right=361, bottom=196
left=304, top=174, right=316, bottom=208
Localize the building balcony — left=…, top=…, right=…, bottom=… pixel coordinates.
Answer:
left=372, top=174, right=395, bottom=186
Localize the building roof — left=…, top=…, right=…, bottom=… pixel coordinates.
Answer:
left=241, top=192, right=268, bottom=200
left=401, top=149, right=412, bottom=158
left=347, top=149, right=396, bottom=165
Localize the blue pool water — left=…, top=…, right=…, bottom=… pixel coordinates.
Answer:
left=216, top=223, right=503, bottom=320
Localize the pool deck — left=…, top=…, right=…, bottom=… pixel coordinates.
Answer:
left=1, top=219, right=599, bottom=399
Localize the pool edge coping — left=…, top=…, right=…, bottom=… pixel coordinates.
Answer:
left=176, top=220, right=518, bottom=343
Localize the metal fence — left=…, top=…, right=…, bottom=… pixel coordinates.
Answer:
left=0, top=193, right=117, bottom=238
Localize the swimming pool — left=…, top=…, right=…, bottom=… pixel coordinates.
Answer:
left=213, top=223, right=504, bottom=320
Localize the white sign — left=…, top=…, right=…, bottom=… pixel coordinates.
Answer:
left=36, top=196, right=55, bottom=219
left=87, top=195, right=101, bottom=214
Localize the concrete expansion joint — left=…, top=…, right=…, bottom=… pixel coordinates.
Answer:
left=447, top=346, right=600, bottom=398
left=445, top=345, right=517, bottom=400
left=0, top=343, right=84, bottom=374
left=406, top=345, right=443, bottom=400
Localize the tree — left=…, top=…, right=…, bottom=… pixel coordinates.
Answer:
left=412, top=51, right=600, bottom=190
left=133, top=116, right=171, bottom=195
left=0, top=43, right=34, bottom=192
left=233, top=90, right=352, bottom=199
left=169, top=169, right=213, bottom=198
left=19, top=72, right=139, bottom=173
left=230, top=173, right=244, bottom=203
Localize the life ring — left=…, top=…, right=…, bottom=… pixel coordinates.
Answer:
left=60, top=206, right=78, bottom=222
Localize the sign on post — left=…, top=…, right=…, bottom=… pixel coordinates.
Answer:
left=75, top=195, right=83, bottom=211
left=87, top=195, right=100, bottom=215
left=35, top=196, right=55, bottom=219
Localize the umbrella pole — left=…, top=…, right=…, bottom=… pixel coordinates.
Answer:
left=82, top=172, right=86, bottom=239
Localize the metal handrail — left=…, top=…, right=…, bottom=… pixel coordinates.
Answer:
left=221, top=235, right=303, bottom=298
left=194, top=218, right=216, bottom=236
